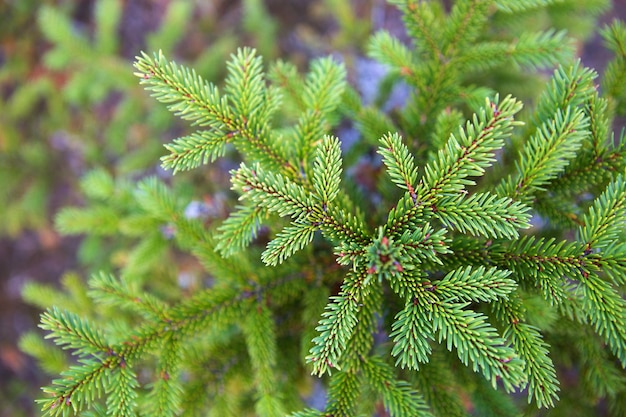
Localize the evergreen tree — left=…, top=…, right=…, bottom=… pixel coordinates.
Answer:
left=24, top=1, right=626, bottom=416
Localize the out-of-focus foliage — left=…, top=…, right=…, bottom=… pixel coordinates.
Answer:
left=1, top=0, right=290, bottom=415
left=0, top=0, right=264, bottom=237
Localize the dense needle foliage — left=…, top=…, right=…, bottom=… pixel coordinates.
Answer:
left=23, top=1, right=626, bottom=416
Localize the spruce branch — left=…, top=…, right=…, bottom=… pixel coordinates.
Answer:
left=438, top=235, right=493, bottom=271
left=224, top=47, right=266, bottom=118
left=134, top=177, right=229, bottom=255
left=351, top=106, right=398, bottom=152
left=300, top=286, right=331, bottom=360
left=388, top=258, right=528, bottom=392
left=601, top=19, right=626, bottom=58
left=407, top=63, right=459, bottom=137
left=459, top=86, right=497, bottom=113
left=384, top=193, right=428, bottom=238
left=79, top=168, right=115, bottom=201
left=471, top=379, right=521, bottom=416
left=243, top=305, right=286, bottom=417
left=108, top=287, right=250, bottom=366
left=338, top=278, right=382, bottom=372
left=261, top=221, right=317, bottom=266
left=576, top=324, right=626, bottom=398
left=39, top=307, right=110, bottom=358
left=386, top=95, right=523, bottom=237
left=590, top=242, right=626, bottom=286
left=585, top=92, right=610, bottom=156
left=303, top=56, right=347, bottom=116
left=601, top=20, right=626, bottom=113
left=38, top=359, right=112, bottom=416
left=431, top=108, right=465, bottom=151
left=442, top=0, right=491, bottom=56
left=578, top=273, right=626, bottom=367
left=379, top=132, right=419, bottom=198
left=432, top=265, right=516, bottom=303
left=390, top=297, right=436, bottom=370
left=494, top=297, right=560, bottom=408
left=88, top=272, right=171, bottom=322
left=541, top=129, right=626, bottom=208
left=434, top=192, right=531, bottom=239
left=19, top=333, right=67, bottom=376
left=284, top=57, right=346, bottom=172
left=506, top=322, right=560, bottom=408
left=134, top=177, right=180, bottom=220
left=390, top=0, right=442, bottom=60
left=121, top=233, right=169, bottom=280
left=307, top=291, right=359, bottom=375
left=133, top=179, right=252, bottom=277
left=368, top=31, right=418, bottom=75
left=268, top=60, right=306, bottom=113
left=496, top=236, right=583, bottom=305
left=498, top=106, right=589, bottom=199
left=390, top=274, right=526, bottom=391
left=134, top=50, right=233, bottom=129
left=533, top=193, right=583, bottom=229
left=361, top=230, right=413, bottom=284
left=324, top=370, right=360, bottom=417
left=215, top=205, right=267, bottom=256
left=55, top=206, right=120, bottom=236
left=161, top=285, right=267, bottom=342
left=338, top=227, right=448, bottom=293
left=495, top=0, right=563, bottom=13
left=36, top=2, right=626, bottom=415
left=534, top=62, right=597, bottom=124
left=537, top=126, right=623, bottom=203
left=419, top=95, right=523, bottom=202
left=430, top=301, right=525, bottom=392
left=41, top=275, right=305, bottom=417
left=312, top=135, right=342, bottom=205
left=161, top=130, right=229, bottom=172
left=144, top=335, right=183, bottom=417
left=134, top=49, right=295, bottom=174
left=315, top=203, right=371, bottom=246
left=307, top=272, right=366, bottom=376
left=413, top=353, right=468, bottom=417
left=457, top=30, right=573, bottom=72
left=361, top=355, right=433, bottom=417
left=291, top=109, right=327, bottom=167
left=37, top=4, right=92, bottom=60
left=512, top=29, right=575, bottom=69
left=106, top=365, right=139, bottom=417
left=134, top=51, right=236, bottom=173
left=387, top=211, right=451, bottom=272
left=232, top=162, right=316, bottom=220
left=578, top=172, right=626, bottom=250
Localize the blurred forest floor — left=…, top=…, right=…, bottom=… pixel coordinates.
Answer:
left=1, top=1, right=625, bottom=416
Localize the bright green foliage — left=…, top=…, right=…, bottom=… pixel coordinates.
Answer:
left=0, top=0, right=279, bottom=239
left=601, top=20, right=626, bottom=115
left=0, top=0, right=173, bottom=236
left=26, top=1, right=626, bottom=417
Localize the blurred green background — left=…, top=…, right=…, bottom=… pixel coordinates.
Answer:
left=1, top=1, right=625, bottom=416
